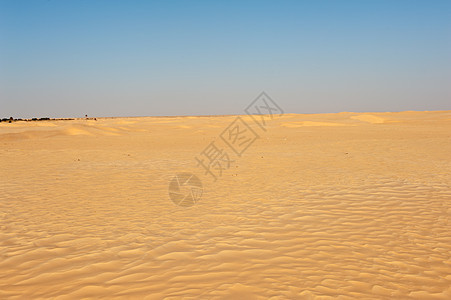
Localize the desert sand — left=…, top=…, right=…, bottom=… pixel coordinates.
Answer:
left=0, top=111, right=450, bottom=299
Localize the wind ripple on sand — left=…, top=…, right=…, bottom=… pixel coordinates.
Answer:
left=0, top=112, right=450, bottom=298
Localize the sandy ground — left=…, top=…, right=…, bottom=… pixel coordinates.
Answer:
left=0, top=111, right=450, bottom=299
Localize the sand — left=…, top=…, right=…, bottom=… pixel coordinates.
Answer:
left=0, top=111, right=450, bottom=299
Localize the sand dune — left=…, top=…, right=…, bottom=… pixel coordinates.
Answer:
left=0, top=111, right=450, bottom=298
left=0, top=122, right=134, bottom=140
left=351, top=114, right=388, bottom=124
left=281, top=121, right=349, bottom=127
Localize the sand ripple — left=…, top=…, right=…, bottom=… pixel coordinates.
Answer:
left=1, top=112, right=450, bottom=298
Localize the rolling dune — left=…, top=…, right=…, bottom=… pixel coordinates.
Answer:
left=0, top=111, right=450, bottom=299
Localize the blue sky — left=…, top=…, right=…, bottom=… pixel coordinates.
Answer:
left=1, top=0, right=450, bottom=118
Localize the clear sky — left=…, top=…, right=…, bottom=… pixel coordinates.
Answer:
left=1, top=0, right=450, bottom=118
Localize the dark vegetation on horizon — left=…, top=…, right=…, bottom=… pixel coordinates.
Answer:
left=0, top=117, right=76, bottom=123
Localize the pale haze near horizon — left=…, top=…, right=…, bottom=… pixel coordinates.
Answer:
left=0, top=0, right=450, bottom=119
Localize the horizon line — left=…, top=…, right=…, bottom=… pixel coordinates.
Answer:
left=2, top=109, right=450, bottom=122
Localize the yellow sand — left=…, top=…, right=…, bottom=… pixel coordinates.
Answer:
left=0, top=111, right=450, bottom=299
